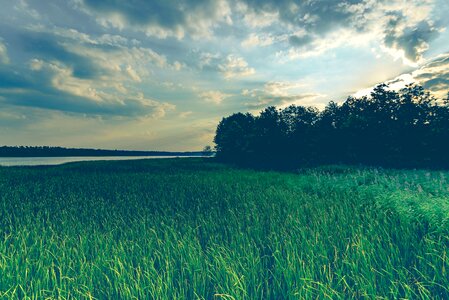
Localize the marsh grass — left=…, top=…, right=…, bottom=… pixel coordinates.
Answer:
left=0, top=158, right=448, bottom=299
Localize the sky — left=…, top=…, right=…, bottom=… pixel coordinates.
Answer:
left=0, top=0, right=448, bottom=151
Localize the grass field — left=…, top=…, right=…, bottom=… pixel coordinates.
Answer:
left=0, top=158, right=448, bottom=299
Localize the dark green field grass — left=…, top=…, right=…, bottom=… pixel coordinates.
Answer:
left=0, top=158, right=448, bottom=299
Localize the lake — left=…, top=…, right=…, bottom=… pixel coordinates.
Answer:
left=0, top=156, right=197, bottom=166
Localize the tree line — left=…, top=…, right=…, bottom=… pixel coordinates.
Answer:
left=0, top=146, right=205, bottom=157
left=214, top=84, right=449, bottom=169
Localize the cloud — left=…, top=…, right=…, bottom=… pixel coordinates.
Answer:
left=197, top=52, right=222, bottom=70
left=50, top=27, right=134, bottom=47
left=17, top=30, right=103, bottom=79
left=236, top=2, right=279, bottom=28
left=13, top=0, right=40, bottom=19
left=75, top=0, right=443, bottom=66
left=353, top=53, right=449, bottom=99
left=263, top=81, right=307, bottom=96
left=21, top=26, right=178, bottom=78
left=200, top=90, right=232, bottom=104
left=288, top=34, right=314, bottom=48
left=383, top=13, right=439, bottom=64
left=353, top=74, right=416, bottom=98
left=0, top=25, right=182, bottom=117
left=179, top=111, right=193, bottom=118
left=242, top=81, right=324, bottom=109
left=238, top=0, right=443, bottom=64
left=78, top=0, right=232, bottom=39
left=237, top=0, right=372, bottom=35
left=126, top=65, right=142, bottom=82
left=241, top=33, right=275, bottom=47
left=0, top=56, right=175, bottom=118
left=0, top=40, right=9, bottom=64
left=196, top=52, right=256, bottom=79
left=218, top=55, right=255, bottom=79
left=0, top=0, right=447, bottom=151
left=412, top=53, right=449, bottom=98
left=388, top=54, right=449, bottom=99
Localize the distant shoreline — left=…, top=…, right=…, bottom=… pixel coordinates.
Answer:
left=0, top=156, right=205, bottom=167
left=0, top=146, right=210, bottom=157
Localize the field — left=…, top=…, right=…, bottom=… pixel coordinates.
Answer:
left=0, top=158, right=448, bottom=299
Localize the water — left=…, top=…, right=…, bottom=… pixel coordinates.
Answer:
left=0, top=156, right=196, bottom=166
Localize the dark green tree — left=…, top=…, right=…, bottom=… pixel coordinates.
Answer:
left=214, top=84, right=449, bottom=169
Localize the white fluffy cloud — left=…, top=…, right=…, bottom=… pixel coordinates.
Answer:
left=241, top=33, right=275, bottom=48
left=200, top=90, right=232, bottom=104
left=243, top=81, right=325, bottom=109
left=218, top=55, right=255, bottom=79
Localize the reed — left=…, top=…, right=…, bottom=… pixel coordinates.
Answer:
left=0, top=159, right=448, bottom=299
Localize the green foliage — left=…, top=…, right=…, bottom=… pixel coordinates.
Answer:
left=214, top=84, right=449, bottom=168
left=202, top=145, right=213, bottom=157
left=0, top=159, right=449, bottom=299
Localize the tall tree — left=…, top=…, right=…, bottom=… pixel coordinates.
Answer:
left=214, top=84, right=449, bottom=169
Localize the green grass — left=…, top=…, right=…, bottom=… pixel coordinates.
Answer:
left=0, top=158, right=448, bottom=299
